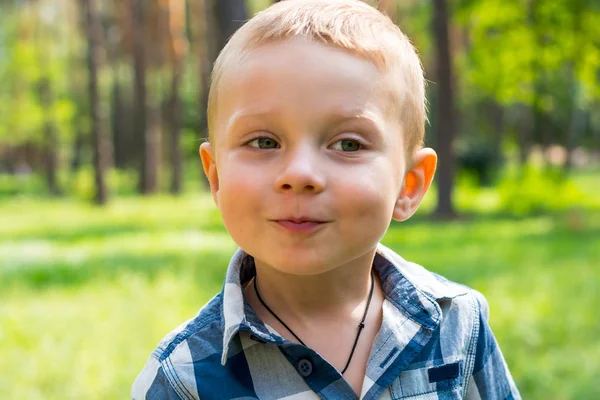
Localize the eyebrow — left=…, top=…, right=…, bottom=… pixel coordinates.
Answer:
left=326, top=108, right=385, bottom=129
left=324, top=108, right=388, bottom=142
left=227, top=107, right=385, bottom=130
left=225, top=109, right=272, bottom=135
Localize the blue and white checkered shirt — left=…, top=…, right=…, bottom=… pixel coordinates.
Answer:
left=132, top=243, right=520, bottom=399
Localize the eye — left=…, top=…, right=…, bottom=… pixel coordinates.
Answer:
left=247, top=137, right=280, bottom=149
left=331, top=139, right=362, bottom=152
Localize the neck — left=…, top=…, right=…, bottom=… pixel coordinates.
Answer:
left=248, top=248, right=378, bottom=327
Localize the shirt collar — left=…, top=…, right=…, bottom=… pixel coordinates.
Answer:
left=220, top=243, right=468, bottom=365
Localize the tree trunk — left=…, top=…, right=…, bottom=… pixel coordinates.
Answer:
left=189, top=0, right=217, bottom=187
left=39, top=78, right=61, bottom=196
left=192, top=0, right=217, bottom=137
left=70, top=130, right=85, bottom=171
left=68, top=19, right=87, bottom=174
left=432, top=0, right=457, bottom=218
left=523, top=0, right=541, bottom=169
left=516, top=103, right=532, bottom=167
left=111, top=68, right=128, bottom=169
left=564, top=6, right=584, bottom=174
left=131, top=0, right=152, bottom=194
left=214, top=0, right=248, bottom=51
left=83, top=0, right=110, bottom=205
left=565, top=78, right=584, bottom=173
left=191, top=0, right=247, bottom=188
left=169, top=62, right=183, bottom=194
left=486, top=100, right=504, bottom=177
left=145, top=75, right=162, bottom=194
left=490, top=101, right=504, bottom=155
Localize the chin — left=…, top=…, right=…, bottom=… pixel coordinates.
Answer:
left=256, top=251, right=343, bottom=276
left=270, top=264, right=333, bottom=277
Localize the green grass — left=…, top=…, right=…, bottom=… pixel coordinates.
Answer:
left=1, top=175, right=599, bottom=399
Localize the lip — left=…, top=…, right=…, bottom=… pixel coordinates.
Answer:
left=272, top=220, right=329, bottom=234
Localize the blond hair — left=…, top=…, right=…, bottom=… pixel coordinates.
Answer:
left=207, top=0, right=426, bottom=161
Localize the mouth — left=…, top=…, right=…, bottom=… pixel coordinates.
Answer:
left=271, top=219, right=330, bottom=233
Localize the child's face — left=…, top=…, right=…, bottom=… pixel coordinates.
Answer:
left=201, top=37, right=429, bottom=276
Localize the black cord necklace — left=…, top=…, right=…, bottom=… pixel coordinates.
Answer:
left=253, top=270, right=375, bottom=375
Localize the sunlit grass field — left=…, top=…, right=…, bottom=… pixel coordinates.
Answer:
left=1, top=170, right=599, bottom=399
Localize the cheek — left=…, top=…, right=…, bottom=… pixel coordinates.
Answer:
left=334, top=166, right=398, bottom=223
left=216, top=166, right=265, bottom=231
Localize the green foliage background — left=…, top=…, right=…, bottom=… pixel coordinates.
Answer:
left=0, top=170, right=599, bottom=399
left=1, top=0, right=600, bottom=398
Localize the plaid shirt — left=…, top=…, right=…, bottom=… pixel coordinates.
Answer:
left=132, top=243, right=520, bottom=400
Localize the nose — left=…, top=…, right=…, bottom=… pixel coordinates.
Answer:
left=273, top=143, right=326, bottom=194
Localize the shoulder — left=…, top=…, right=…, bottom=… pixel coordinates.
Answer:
left=376, top=243, right=487, bottom=332
left=132, top=293, right=225, bottom=399
left=377, top=243, right=474, bottom=302
left=407, top=262, right=489, bottom=332
left=379, top=257, right=521, bottom=398
left=152, top=292, right=224, bottom=362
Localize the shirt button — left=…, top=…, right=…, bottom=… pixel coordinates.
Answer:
left=297, top=359, right=313, bottom=377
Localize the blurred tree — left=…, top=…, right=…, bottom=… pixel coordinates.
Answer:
left=107, top=0, right=131, bottom=170
left=1, top=0, right=599, bottom=201
left=189, top=0, right=246, bottom=187
left=129, top=0, right=154, bottom=194
left=563, top=0, right=587, bottom=172
left=38, top=78, right=61, bottom=195
left=31, top=1, right=61, bottom=196
left=433, top=0, right=457, bottom=217
left=69, top=41, right=89, bottom=174
left=190, top=0, right=216, bottom=143
left=163, top=0, right=188, bottom=194
left=194, top=0, right=247, bottom=142
left=214, top=0, right=248, bottom=52
left=0, top=1, right=76, bottom=188
left=456, top=0, right=600, bottom=172
left=83, top=0, right=110, bottom=204
left=120, top=0, right=189, bottom=194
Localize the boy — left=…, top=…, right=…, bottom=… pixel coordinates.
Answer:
left=132, top=0, right=521, bottom=399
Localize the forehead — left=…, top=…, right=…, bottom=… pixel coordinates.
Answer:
left=214, top=37, right=399, bottom=129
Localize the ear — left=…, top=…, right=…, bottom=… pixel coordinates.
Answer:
left=392, top=148, right=437, bottom=222
left=199, top=142, right=220, bottom=206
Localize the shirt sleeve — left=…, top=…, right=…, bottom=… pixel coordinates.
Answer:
left=131, top=355, right=183, bottom=400
left=464, top=291, right=521, bottom=400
